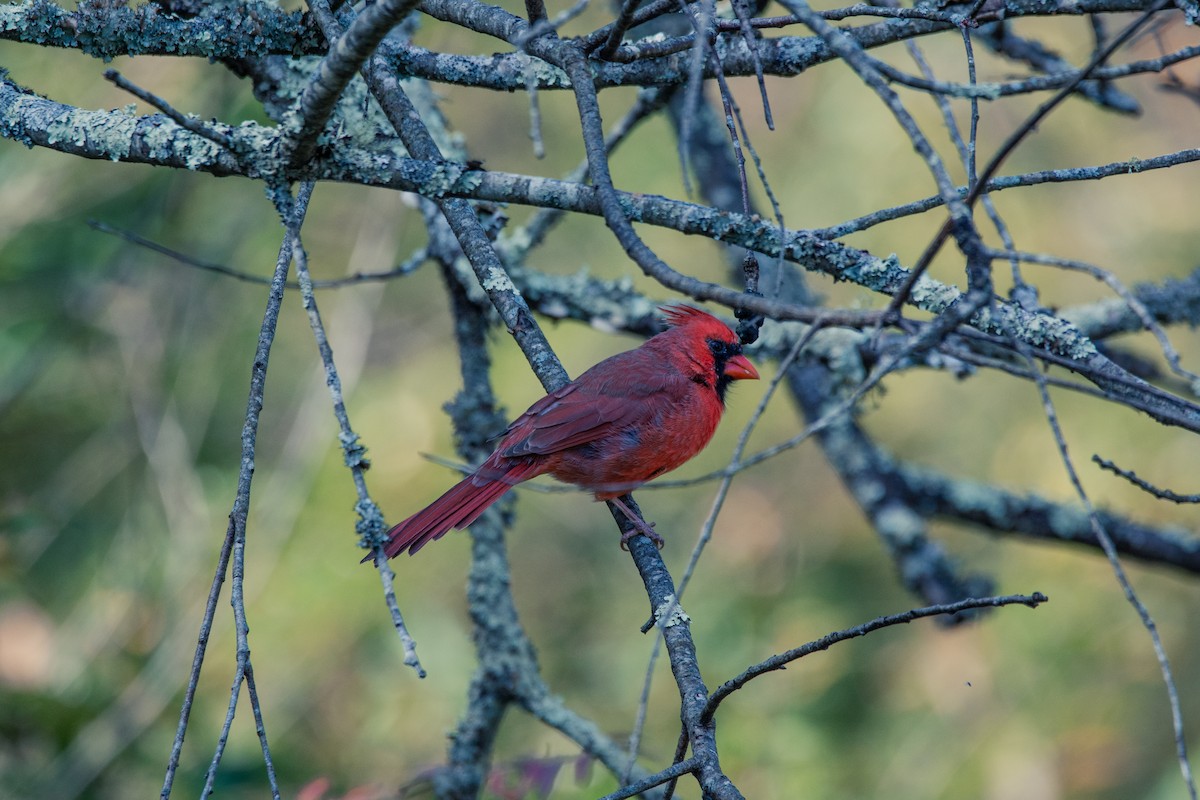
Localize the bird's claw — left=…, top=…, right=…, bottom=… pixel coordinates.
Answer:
left=620, top=520, right=664, bottom=551
left=609, top=495, right=664, bottom=550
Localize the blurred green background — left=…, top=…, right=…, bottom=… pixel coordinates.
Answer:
left=1, top=5, right=1200, bottom=799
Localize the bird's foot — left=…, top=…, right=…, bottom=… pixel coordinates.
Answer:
left=610, top=495, right=664, bottom=550
left=618, top=517, right=664, bottom=551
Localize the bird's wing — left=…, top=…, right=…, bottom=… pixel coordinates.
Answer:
left=499, top=355, right=678, bottom=458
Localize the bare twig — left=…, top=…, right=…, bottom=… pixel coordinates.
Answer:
left=89, top=220, right=430, bottom=288
left=104, top=69, right=235, bottom=151
left=286, top=181, right=425, bottom=676
left=598, top=0, right=655, bottom=59
left=701, top=593, right=1049, bottom=723
left=886, top=0, right=1171, bottom=316
left=160, top=522, right=235, bottom=799
left=599, top=756, right=701, bottom=800
left=729, top=0, right=773, bottom=128
left=1017, top=335, right=1197, bottom=799
left=183, top=182, right=316, bottom=800
left=1093, top=455, right=1200, bottom=504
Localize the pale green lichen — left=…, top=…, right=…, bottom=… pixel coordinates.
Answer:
left=653, top=595, right=690, bottom=628
left=42, top=104, right=137, bottom=161
left=0, top=1, right=35, bottom=23
left=329, top=144, right=406, bottom=187
left=1060, top=297, right=1125, bottom=334
left=1047, top=503, right=1090, bottom=541
left=850, top=252, right=903, bottom=289
left=809, top=326, right=868, bottom=388
left=510, top=51, right=570, bottom=89
left=480, top=264, right=518, bottom=294
left=423, top=160, right=482, bottom=198
left=969, top=82, right=1004, bottom=101
left=146, top=119, right=225, bottom=170
left=500, top=225, right=535, bottom=256
left=940, top=471, right=1009, bottom=522
left=853, top=473, right=886, bottom=506
left=875, top=504, right=925, bottom=546
left=908, top=275, right=959, bottom=311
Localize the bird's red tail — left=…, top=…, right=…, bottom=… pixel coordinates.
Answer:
left=372, top=460, right=541, bottom=559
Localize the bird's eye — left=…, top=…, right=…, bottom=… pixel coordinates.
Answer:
left=707, top=338, right=737, bottom=358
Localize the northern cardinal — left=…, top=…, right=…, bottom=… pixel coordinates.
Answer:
left=374, top=305, right=759, bottom=558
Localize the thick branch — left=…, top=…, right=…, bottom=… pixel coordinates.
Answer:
left=898, top=463, right=1200, bottom=572
left=1063, top=266, right=1200, bottom=341
left=0, top=0, right=318, bottom=59
left=5, top=79, right=1198, bottom=429
left=0, top=0, right=1177, bottom=92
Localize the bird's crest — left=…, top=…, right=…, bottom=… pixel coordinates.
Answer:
left=660, top=304, right=720, bottom=329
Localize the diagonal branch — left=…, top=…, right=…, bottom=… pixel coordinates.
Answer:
left=700, top=593, right=1049, bottom=723
left=286, top=182, right=425, bottom=676
left=9, top=77, right=1198, bottom=425
left=286, top=0, right=424, bottom=168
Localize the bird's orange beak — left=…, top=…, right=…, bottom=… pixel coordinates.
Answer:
left=723, top=354, right=759, bottom=381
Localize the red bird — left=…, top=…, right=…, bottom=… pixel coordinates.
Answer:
left=375, top=305, right=759, bottom=558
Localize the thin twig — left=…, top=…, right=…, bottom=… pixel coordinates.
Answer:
left=160, top=522, right=235, bottom=799
left=598, top=756, right=701, bottom=800
left=1015, top=335, right=1197, bottom=800
left=988, top=247, right=1200, bottom=388
left=287, top=181, right=425, bottom=676
left=89, top=220, right=429, bottom=288
left=192, top=182, right=314, bottom=800
left=1093, top=455, right=1200, bottom=504
left=729, top=0, right=773, bottom=129
left=516, top=0, right=591, bottom=43
left=679, top=1, right=752, bottom=214
left=525, top=69, right=546, bottom=159
left=598, top=0, right=649, bottom=59
left=676, top=0, right=716, bottom=197
left=812, top=146, right=1200, bottom=239
left=104, top=69, right=235, bottom=151
left=701, top=593, right=1049, bottom=723
left=860, top=44, right=1194, bottom=105
left=910, top=24, right=1031, bottom=301
left=885, top=0, right=1171, bottom=317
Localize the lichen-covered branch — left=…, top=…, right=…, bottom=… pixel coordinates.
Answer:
left=0, top=0, right=1172, bottom=90
left=5, top=73, right=1197, bottom=433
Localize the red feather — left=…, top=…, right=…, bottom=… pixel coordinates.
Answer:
left=373, top=306, right=759, bottom=559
